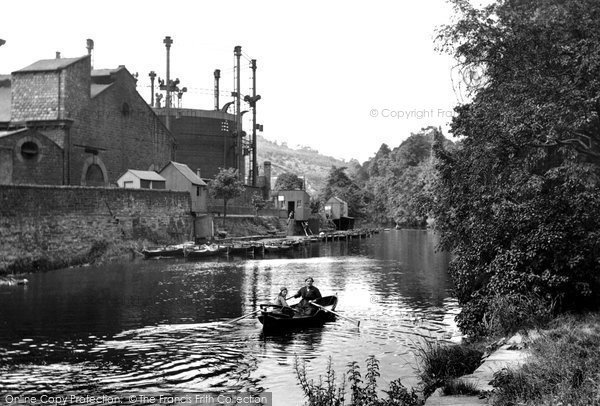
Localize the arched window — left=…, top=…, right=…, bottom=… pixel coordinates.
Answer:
left=85, top=164, right=105, bottom=186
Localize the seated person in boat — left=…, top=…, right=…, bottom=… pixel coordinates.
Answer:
left=292, top=277, right=322, bottom=315
left=273, top=287, right=294, bottom=317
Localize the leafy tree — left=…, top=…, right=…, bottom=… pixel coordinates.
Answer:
left=208, top=168, right=244, bottom=220
left=274, top=172, right=304, bottom=190
left=251, top=192, right=267, bottom=217
left=431, top=0, right=600, bottom=335
left=322, top=166, right=368, bottom=218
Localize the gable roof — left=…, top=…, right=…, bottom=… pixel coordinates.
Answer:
left=161, top=161, right=207, bottom=186
left=91, top=83, right=113, bottom=98
left=0, top=128, right=28, bottom=138
left=327, top=196, right=347, bottom=205
left=14, top=56, right=89, bottom=73
left=127, top=170, right=165, bottom=181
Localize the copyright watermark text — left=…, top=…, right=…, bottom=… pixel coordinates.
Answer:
left=369, top=108, right=455, bottom=120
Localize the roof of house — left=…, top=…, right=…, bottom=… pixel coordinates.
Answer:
left=14, top=56, right=88, bottom=73
left=91, top=68, right=122, bottom=77
left=125, top=170, right=165, bottom=181
left=327, top=196, right=347, bottom=204
left=162, top=161, right=207, bottom=186
left=90, top=83, right=113, bottom=98
left=0, top=128, right=28, bottom=138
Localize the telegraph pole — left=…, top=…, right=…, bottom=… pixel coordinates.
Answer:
left=251, top=59, right=258, bottom=186
left=234, top=46, right=242, bottom=174
left=149, top=71, right=156, bottom=107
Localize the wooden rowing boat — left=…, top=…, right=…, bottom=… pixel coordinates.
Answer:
left=258, top=295, right=338, bottom=330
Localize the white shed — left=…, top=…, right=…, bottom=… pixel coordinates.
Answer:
left=159, top=161, right=208, bottom=213
left=116, top=170, right=166, bottom=189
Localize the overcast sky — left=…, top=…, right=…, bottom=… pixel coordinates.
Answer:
left=1, top=0, right=465, bottom=162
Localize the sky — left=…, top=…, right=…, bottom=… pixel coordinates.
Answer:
left=0, top=0, right=466, bottom=162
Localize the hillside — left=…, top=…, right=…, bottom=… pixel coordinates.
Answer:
left=257, top=135, right=348, bottom=195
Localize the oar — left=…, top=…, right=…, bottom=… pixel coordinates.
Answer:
left=229, top=309, right=262, bottom=323
left=310, top=302, right=361, bottom=327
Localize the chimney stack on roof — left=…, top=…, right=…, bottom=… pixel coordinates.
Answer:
left=86, top=38, right=94, bottom=69
left=55, top=52, right=61, bottom=59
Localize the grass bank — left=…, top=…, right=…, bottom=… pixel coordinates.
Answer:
left=490, top=313, right=600, bottom=406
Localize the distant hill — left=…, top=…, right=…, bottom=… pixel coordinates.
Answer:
left=257, top=135, right=347, bottom=195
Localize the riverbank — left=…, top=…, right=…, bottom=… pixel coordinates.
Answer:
left=421, top=313, right=600, bottom=406
left=0, top=215, right=286, bottom=276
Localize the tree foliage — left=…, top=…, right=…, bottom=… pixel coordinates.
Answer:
left=208, top=167, right=244, bottom=218
left=321, top=166, right=368, bottom=218
left=354, top=127, right=451, bottom=227
left=274, top=172, right=304, bottom=191
left=431, top=0, right=600, bottom=335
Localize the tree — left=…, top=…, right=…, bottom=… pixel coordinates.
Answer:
left=322, top=166, right=368, bottom=218
left=431, top=0, right=600, bottom=335
left=251, top=192, right=267, bottom=218
left=209, top=168, right=244, bottom=220
left=274, top=172, right=304, bottom=190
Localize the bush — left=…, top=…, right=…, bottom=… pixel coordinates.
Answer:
left=295, top=355, right=419, bottom=406
left=491, top=313, right=600, bottom=406
left=416, top=341, right=483, bottom=397
left=483, top=293, right=554, bottom=337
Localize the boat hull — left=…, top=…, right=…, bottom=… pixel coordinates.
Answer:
left=258, top=296, right=338, bottom=330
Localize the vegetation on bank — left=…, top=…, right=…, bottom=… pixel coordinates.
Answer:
left=426, top=0, right=600, bottom=336
left=491, top=314, right=600, bottom=406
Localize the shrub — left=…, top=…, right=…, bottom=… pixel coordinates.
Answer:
left=295, top=355, right=419, bottom=406
left=416, top=341, right=483, bottom=397
left=483, top=293, right=554, bottom=337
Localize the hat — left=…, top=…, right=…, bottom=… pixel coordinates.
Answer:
left=305, top=277, right=314, bottom=282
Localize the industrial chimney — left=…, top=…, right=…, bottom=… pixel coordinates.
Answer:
left=86, top=38, right=94, bottom=69
left=214, top=69, right=220, bottom=110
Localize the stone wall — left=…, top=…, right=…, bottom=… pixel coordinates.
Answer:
left=0, top=185, right=192, bottom=273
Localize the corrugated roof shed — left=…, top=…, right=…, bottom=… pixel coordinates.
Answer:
left=128, top=170, right=165, bottom=181
left=14, top=56, right=88, bottom=73
left=170, top=161, right=207, bottom=186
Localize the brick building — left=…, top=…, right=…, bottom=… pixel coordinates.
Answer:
left=0, top=55, right=174, bottom=186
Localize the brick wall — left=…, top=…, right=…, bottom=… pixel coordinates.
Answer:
left=0, top=129, right=64, bottom=185
left=71, top=69, right=173, bottom=185
left=0, top=185, right=193, bottom=272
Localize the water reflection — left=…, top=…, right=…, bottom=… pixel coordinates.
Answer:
left=0, top=230, right=457, bottom=405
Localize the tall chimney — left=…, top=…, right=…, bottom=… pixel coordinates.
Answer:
left=214, top=69, right=220, bottom=110
left=55, top=52, right=61, bottom=59
left=234, top=45, right=242, bottom=174
left=163, top=36, right=173, bottom=130
left=149, top=71, right=156, bottom=107
left=86, top=39, right=94, bottom=69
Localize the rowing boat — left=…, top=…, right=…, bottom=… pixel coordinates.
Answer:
left=258, top=295, right=338, bottom=330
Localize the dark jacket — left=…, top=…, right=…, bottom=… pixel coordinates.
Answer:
left=293, top=286, right=322, bottom=303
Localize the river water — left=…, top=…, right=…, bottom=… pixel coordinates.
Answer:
left=0, top=230, right=458, bottom=405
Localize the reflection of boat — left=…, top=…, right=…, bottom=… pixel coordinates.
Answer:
left=142, top=242, right=194, bottom=258
left=184, top=244, right=224, bottom=259
left=258, top=296, right=338, bottom=329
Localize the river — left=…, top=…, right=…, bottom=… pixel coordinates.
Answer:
left=0, top=229, right=458, bottom=405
